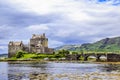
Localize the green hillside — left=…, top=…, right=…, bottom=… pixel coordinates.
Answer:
left=81, top=37, right=120, bottom=52
left=55, top=45, right=81, bottom=51
left=56, top=37, right=120, bottom=53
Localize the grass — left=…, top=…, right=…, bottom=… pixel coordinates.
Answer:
left=5, top=49, right=119, bottom=61
left=8, top=53, right=66, bottom=61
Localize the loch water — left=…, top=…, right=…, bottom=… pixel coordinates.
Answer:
left=0, top=61, right=120, bottom=80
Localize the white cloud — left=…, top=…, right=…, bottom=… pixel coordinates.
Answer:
left=0, top=46, right=7, bottom=50
left=26, top=24, right=49, bottom=31
left=8, top=0, right=67, bottom=15
left=7, top=0, right=120, bottom=21
left=0, top=25, right=12, bottom=31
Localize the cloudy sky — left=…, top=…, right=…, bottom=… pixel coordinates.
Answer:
left=0, top=0, right=120, bottom=54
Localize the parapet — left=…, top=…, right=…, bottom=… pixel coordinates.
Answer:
left=32, top=33, right=46, bottom=39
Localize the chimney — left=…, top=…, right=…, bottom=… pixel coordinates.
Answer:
left=43, top=33, right=45, bottom=37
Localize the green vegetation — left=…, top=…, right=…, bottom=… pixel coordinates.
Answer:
left=8, top=50, right=70, bottom=60
left=16, top=50, right=27, bottom=58
left=56, top=37, right=120, bottom=53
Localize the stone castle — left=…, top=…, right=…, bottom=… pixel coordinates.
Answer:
left=8, top=33, right=54, bottom=58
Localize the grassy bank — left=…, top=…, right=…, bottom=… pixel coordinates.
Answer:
left=0, top=50, right=112, bottom=62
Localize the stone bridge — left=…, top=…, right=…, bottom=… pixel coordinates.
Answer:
left=83, top=53, right=107, bottom=61
left=66, top=53, right=120, bottom=61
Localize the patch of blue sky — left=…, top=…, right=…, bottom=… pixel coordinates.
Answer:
left=95, top=0, right=120, bottom=5
left=98, top=0, right=107, bottom=2
left=112, top=0, right=120, bottom=5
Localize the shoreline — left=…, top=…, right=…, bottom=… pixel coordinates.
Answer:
left=1, top=59, right=120, bottom=64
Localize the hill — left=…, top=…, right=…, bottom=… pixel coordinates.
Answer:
left=56, top=37, right=120, bottom=52
left=55, top=45, right=81, bottom=51
left=80, top=37, right=120, bottom=52
left=0, top=54, right=8, bottom=58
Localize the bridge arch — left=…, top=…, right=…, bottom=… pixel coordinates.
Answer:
left=83, top=53, right=96, bottom=61
left=83, top=53, right=107, bottom=61
left=96, top=54, right=107, bottom=61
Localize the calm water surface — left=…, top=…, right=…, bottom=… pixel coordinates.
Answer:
left=0, top=62, right=120, bottom=80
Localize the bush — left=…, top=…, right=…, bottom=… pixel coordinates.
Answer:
left=16, top=50, right=26, bottom=58
left=72, top=52, right=78, bottom=54
left=54, top=54, right=63, bottom=58
left=58, top=49, right=70, bottom=56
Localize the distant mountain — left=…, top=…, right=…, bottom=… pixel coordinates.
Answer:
left=55, top=44, right=81, bottom=51
left=56, top=37, right=120, bottom=52
left=0, top=54, right=8, bottom=58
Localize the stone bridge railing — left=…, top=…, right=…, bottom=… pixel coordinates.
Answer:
left=65, top=53, right=120, bottom=61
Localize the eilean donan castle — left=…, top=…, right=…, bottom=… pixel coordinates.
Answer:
left=8, top=33, right=54, bottom=58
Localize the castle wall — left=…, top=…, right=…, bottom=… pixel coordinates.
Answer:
left=44, top=39, right=48, bottom=47
left=8, top=43, right=24, bottom=58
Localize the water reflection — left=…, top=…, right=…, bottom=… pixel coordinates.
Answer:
left=0, top=62, right=8, bottom=80
left=0, top=62, right=120, bottom=80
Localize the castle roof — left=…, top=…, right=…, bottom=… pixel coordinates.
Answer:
left=9, top=41, right=23, bottom=46
left=13, top=42, right=22, bottom=45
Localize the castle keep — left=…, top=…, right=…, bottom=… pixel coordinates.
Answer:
left=8, top=33, right=54, bottom=58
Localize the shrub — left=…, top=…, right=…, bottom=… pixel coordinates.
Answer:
left=58, top=49, right=70, bottom=56
left=72, top=52, right=78, bottom=54
left=16, top=50, right=26, bottom=58
left=54, top=54, right=63, bottom=58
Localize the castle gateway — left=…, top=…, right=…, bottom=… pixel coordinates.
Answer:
left=8, top=33, right=54, bottom=58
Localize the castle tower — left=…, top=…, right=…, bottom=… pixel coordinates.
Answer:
left=30, top=33, right=48, bottom=53
left=8, top=41, right=24, bottom=58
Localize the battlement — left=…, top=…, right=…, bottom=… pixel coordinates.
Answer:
left=32, top=33, right=46, bottom=39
